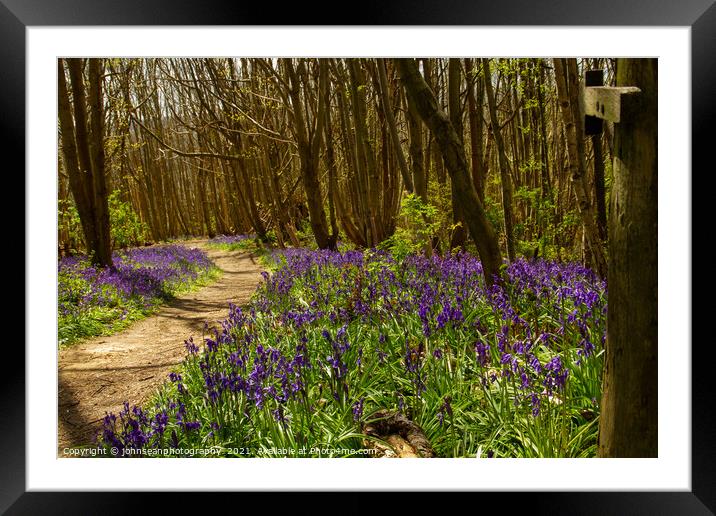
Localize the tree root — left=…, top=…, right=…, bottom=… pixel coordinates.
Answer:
left=361, top=409, right=435, bottom=458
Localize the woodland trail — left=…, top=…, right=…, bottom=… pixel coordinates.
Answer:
left=57, top=241, right=264, bottom=456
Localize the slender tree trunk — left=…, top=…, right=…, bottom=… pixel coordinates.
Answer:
left=448, top=58, right=467, bottom=251
left=483, top=59, right=516, bottom=262
left=228, top=159, right=256, bottom=235
left=197, top=168, right=215, bottom=238
left=348, top=59, right=381, bottom=245
left=322, top=78, right=341, bottom=247
left=332, top=68, right=369, bottom=247
left=377, top=59, right=413, bottom=193
left=266, top=147, right=301, bottom=247
left=168, top=169, right=190, bottom=235
left=234, top=136, right=268, bottom=240
left=553, top=58, right=607, bottom=276
left=598, top=58, right=658, bottom=458
left=283, top=58, right=334, bottom=250
left=405, top=88, right=434, bottom=257
left=464, top=58, right=486, bottom=203
left=424, top=59, right=447, bottom=187
left=396, top=58, right=503, bottom=286
left=405, top=90, right=427, bottom=205
left=588, top=59, right=608, bottom=244
left=86, top=59, right=113, bottom=267
left=536, top=59, right=553, bottom=251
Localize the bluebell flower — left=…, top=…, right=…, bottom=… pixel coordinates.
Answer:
left=352, top=398, right=364, bottom=422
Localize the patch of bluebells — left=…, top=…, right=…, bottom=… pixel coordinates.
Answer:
left=352, top=397, right=364, bottom=422
left=58, top=245, right=214, bottom=343
left=98, top=249, right=606, bottom=456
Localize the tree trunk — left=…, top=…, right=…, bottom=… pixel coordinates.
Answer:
left=553, top=58, right=607, bottom=276
left=464, top=58, right=486, bottom=203
left=448, top=58, right=467, bottom=251
left=58, top=59, right=96, bottom=256
left=333, top=67, right=369, bottom=247
left=598, top=58, right=658, bottom=458
left=424, top=59, right=447, bottom=187
left=377, top=59, right=413, bottom=193
left=283, top=58, right=334, bottom=250
left=483, top=59, right=516, bottom=262
left=322, top=78, right=341, bottom=248
left=537, top=59, right=553, bottom=250
left=405, top=89, right=427, bottom=204
left=59, top=58, right=114, bottom=268
left=86, top=59, right=113, bottom=267
left=197, top=168, right=215, bottom=238
left=348, top=59, right=381, bottom=245
left=396, top=58, right=503, bottom=287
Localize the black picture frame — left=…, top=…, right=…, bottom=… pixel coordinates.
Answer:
left=7, top=1, right=711, bottom=513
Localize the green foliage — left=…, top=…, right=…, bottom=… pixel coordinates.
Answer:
left=295, top=219, right=318, bottom=249
left=58, top=303, right=148, bottom=347
left=58, top=198, right=84, bottom=254
left=424, top=178, right=468, bottom=252
left=513, top=185, right=541, bottom=207
left=108, top=190, right=150, bottom=249
left=513, top=185, right=550, bottom=245
left=58, top=191, right=150, bottom=254
left=558, top=212, right=580, bottom=232
left=336, top=238, right=358, bottom=253
left=379, top=193, right=440, bottom=261
left=510, top=184, right=589, bottom=262
left=482, top=194, right=504, bottom=235
left=207, top=235, right=271, bottom=258
left=260, top=229, right=278, bottom=246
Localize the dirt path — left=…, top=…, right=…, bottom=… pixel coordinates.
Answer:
left=57, top=241, right=264, bottom=455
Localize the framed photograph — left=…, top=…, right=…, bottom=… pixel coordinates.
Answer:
left=9, top=0, right=711, bottom=512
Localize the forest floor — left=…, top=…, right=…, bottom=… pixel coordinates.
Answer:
left=57, top=240, right=264, bottom=456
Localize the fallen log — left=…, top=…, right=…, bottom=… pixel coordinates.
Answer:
left=361, top=409, right=435, bottom=458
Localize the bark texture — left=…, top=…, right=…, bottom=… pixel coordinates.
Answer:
left=553, top=58, right=607, bottom=276
left=483, top=59, right=516, bottom=262
left=598, top=58, right=658, bottom=458
left=58, top=58, right=114, bottom=268
left=362, top=409, right=435, bottom=458
left=283, top=59, right=335, bottom=250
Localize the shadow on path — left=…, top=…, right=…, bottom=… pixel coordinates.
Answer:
left=57, top=244, right=264, bottom=455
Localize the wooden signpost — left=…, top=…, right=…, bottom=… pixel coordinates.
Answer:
left=582, top=69, right=641, bottom=135
left=588, top=59, right=658, bottom=458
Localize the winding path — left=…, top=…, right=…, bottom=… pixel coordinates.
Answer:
left=57, top=241, right=264, bottom=456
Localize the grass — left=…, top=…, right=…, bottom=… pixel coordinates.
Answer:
left=205, top=234, right=258, bottom=252
left=206, top=234, right=285, bottom=272
left=58, top=245, right=219, bottom=348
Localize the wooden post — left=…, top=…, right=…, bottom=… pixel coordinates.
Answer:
left=582, top=68, right=641, bottom=143
left=584, top=69, right=604, bottom=135
left=597, top=59, right=658, bottom=458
